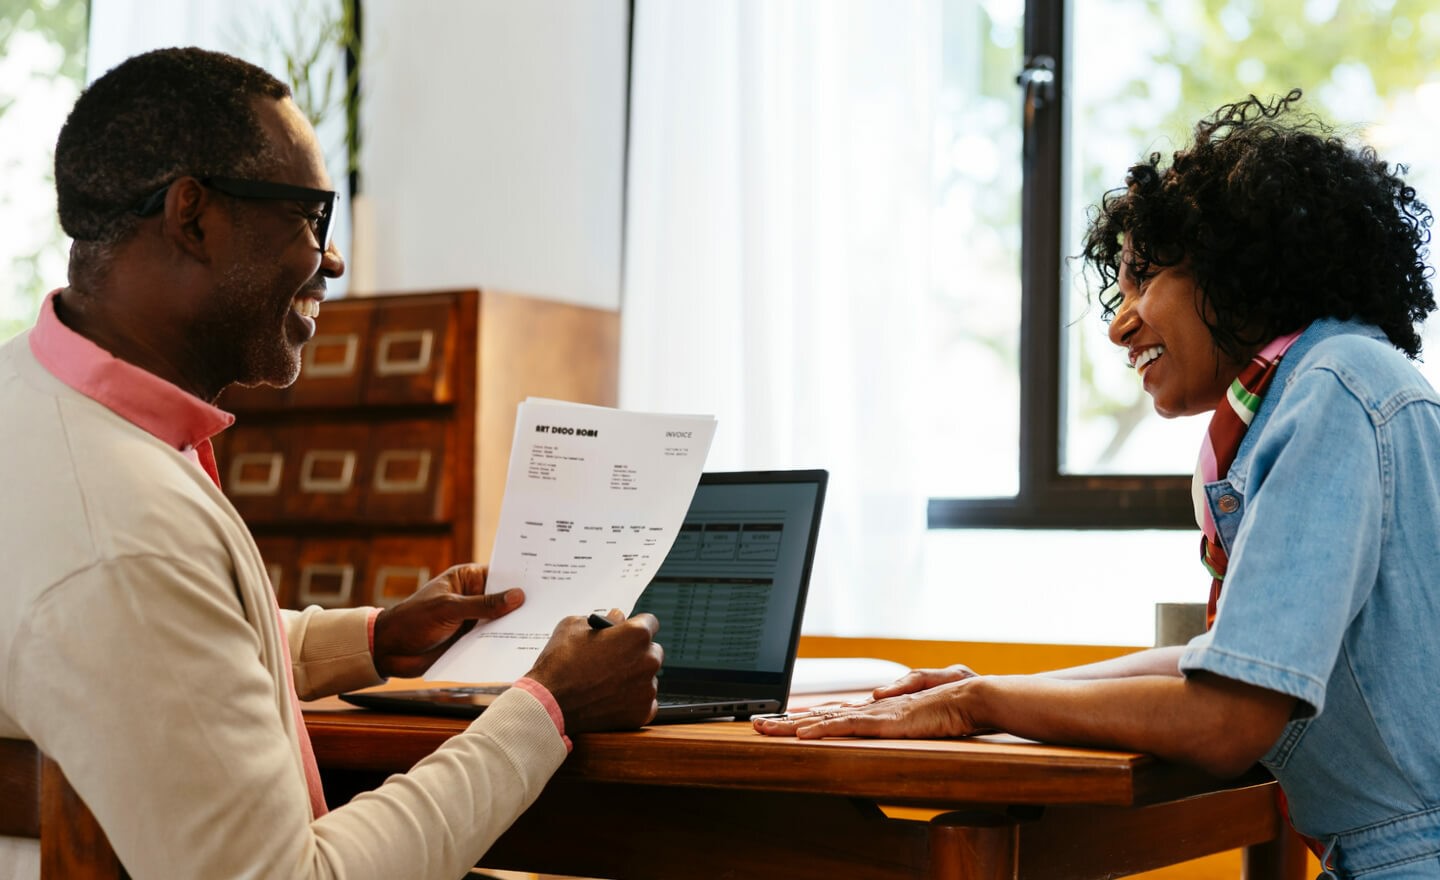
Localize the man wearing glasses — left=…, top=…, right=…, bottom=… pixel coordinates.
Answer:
left=0, top=47, right=662, bottom=880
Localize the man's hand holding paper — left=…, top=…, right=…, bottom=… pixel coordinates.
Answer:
left=426, top=399, right=716, bottom=683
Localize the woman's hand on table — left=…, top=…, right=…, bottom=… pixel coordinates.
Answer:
left=753, top=677, right=985, bottom=740
left=871, top=663, right=979, bottom=699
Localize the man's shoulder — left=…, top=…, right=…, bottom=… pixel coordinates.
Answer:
left=0, top=329, right=41, bottom=398
left=0, top=374, right=240, bottom=598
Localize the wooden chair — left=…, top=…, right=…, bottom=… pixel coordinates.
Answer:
left=0, top=738, right=128, bottom=879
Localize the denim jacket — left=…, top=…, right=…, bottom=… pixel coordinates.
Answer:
left=1179, top=319, right=1440, bottom=877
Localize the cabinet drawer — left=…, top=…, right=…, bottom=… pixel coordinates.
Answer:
left=364, top=295, right=458, bottom=405
left=363, top=419, right=452, bottom=524
left=295, top=539, right=369, bottom=608
left=366, top=535, right=453, bottom=608
left=221, top=425, right=289, bottom=522
left=252, top=536, right=300, bottom=608
left=289, top=301, right=373, bottom=408
left=202, top=290, right=618, bottom=613
left=282, top=424, right=368, bottom=522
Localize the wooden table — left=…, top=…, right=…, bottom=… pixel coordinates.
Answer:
left=305, top=700, right=1307, bottom=879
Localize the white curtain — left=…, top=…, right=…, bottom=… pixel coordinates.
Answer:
left=622, top=1, right=940, bottom=634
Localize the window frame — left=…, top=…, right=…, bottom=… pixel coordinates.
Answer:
left=926, top=0, right=1195, bottom=531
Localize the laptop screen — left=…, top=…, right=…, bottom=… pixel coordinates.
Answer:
left=631, top=470, right=826, bottom=690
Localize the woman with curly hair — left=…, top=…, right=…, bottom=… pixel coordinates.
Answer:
left=757, top=90, right=1440, bottom=875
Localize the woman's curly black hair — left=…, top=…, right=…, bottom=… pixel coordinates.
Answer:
left=1081, top=89, right=1435, bottom=359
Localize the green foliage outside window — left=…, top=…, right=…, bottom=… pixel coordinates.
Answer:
left=0, top=0, right=87, bottom=343
left=1067, top=0, right=1440, bottom=473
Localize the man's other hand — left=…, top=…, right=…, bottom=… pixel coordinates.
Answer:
left=371, top=564, right=523, bottom=679
left=525, top=611, right=663, bottom=733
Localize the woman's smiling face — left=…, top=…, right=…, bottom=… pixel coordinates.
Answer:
left=1106, top=253, right=1248, bottom=418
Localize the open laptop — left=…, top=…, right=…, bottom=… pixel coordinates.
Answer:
left=341, top=469, right=827, bottom=722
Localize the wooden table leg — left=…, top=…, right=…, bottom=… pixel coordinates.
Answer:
left=1242, top=826, right=1309, bottom=880
left=39, top=757, right=128, bottom=880
left=928, top=811, right=1018, bottom=880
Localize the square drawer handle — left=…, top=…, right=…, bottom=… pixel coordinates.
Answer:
left=298, top=564, right=354, bottom=607
left=374, top=329, right=434, bottom=377
left=302, top=333, right=360, bottom=378
left=372, top=566, right=431, bottom=608
left=228, top=452, right=283, bottom=496
left=372, top=449, right=433, bottom=493
left=299, top=450, right=357, bottom=493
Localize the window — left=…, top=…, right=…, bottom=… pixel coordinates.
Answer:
left=928, top=0, right=1440, bottom=530
left=0, top=1, right=89, bottom=343
left=616, top=0, right=1440, bottom=640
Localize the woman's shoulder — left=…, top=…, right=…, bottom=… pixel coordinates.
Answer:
left=1285, top=320, right=1439, bottom=415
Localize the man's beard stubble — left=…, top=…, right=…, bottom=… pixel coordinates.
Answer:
left=199, top=246, right=305, bottom=396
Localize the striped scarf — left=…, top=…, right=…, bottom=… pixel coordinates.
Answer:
left=1194, top=329, right=1305, bottom=627
left=1192, top=327, right=1324, bottom=864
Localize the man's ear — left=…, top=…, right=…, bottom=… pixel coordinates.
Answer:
left=163, top=177, right=218, bottom=263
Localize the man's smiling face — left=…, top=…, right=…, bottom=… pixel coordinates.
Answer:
left=200, top=96, right=343, bottom=390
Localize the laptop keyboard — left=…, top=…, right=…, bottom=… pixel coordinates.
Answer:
left=435, top=686, right=729, bottom=710
left=658, top=693, right=728, bottom=707
left=436, top=685, right=510, bottom=696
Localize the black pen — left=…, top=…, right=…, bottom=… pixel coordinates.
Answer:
left=587, top=612, right=615, bottom=630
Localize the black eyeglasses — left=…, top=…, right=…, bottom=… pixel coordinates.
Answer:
left=132, top=176, right=337, bottom=251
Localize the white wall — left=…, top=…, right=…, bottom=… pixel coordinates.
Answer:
left=358, top=0, right=629, bottom=309
left=87, top=0, right=630, bottom=310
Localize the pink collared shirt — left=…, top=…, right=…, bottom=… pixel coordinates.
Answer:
left=28, top=290, right=338, bottom=815
left=28, top=290, right=571, bottom=758
left=29, top=290, right=235, bottom=470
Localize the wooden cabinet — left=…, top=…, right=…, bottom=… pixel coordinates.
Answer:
left=215, top=289, right=618, bottom=610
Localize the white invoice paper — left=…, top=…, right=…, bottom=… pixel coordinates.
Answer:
left=426, top=398, right=716, bottom=683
